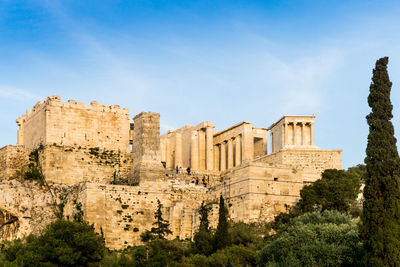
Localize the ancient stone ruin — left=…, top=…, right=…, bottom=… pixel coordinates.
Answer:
left=0, top=96, right=342, bottom=249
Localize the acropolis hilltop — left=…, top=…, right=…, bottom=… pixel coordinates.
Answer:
left=0, top=96, right=342, bottom=249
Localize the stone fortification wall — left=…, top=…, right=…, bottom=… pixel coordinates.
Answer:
left=256, top=149, right=342, bottom=182
left=80, top=180, right=212, bottom=250
left=0, top=146, right=30, bottom=180
left=40, top=145, right=133, bottom=185
left=16, top=96, right=130, bottom=152
left=210, top=162, right=303, bottom=223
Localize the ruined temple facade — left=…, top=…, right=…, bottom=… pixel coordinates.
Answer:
left=0, top=96, right=342, bottom=249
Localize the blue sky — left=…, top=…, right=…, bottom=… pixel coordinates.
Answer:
left=1, top=0, right=400, bottom=169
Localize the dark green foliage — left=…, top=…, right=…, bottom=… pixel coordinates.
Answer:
left=198, top=201, right=211, bottom=232
left=146, top=239, right=190, bottom=266
left=193, top=229, right=214, bottom=256
left=297, top=169, right=361, bottom=213
left=141, top=199, right=172, bottom=242
left=100, top=251, right=135, bottom=267
left=73, top=200, right=84, bottom=223
left=229, top=222, right=262, bottom=249
left=192, top=201, right=214, bottom=256
left=259, top=210, right=364, bottom=266
left=0, top=219, right=105, bottom=266
left=20, top=144, right=45, bottom=184
left=361, top=56, right=400, bottom=265
left=140, top=230, right=156, bottom=242
left=150, top=199, right=172, bottom=239
left=183, top=244, right=257, bottom=266
left=214, top=195, right=230, bottom=251
left=271, top=167, right=362, bottom=232
left=347, top=164, right=366, bottom=182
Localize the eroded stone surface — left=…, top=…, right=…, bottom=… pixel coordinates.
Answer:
left=0, top=97, right=342, bottom=249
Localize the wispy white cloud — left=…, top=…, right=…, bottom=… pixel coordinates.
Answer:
left=259, top=48, right=344, bottom=114
left=0, top=86, right=43, bottom=101
left=38, top=1, right=150, bottom=97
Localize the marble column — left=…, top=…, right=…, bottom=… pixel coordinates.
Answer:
left=198, top=129, right=206, bottom=170
left=301, top=123, right=305, bottom=146
left=270, top=132, right=274, bottom=153
left=284, top=122, right=288, bottom=147
left=214, top=144, right=219, bottom=171
left=227, top=138, right=234, bottom=169
left=235, top=135, right=241, bottom=166
left=220, top=142, right=226, bottom=171
left=293, top=123, right=297, bottom=146
left=175, top=132, right=182, bottom=168
left=242, top=123, right=254, bottom=162
left=310, top=122, right=315, bottom=146
left=263, top=137, right=268, bottom=155
left=190, top=131, right=199, bottom=170
left=205, top=126, right=214, bottom=171
left=165, top=137, right=172, bottom=169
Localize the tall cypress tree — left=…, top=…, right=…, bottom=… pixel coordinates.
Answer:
left=193, top=201, right=214, bottom=255
left=214, top=195, right=230, bottom=251
left=361, top=57, right=400, bottom=265
left=199, top=200, right=211, bottom=231
left=150, top=199, right=172, bottom=239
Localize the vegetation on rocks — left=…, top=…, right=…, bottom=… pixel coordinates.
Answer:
left=2, top=58, right=400, bottom=266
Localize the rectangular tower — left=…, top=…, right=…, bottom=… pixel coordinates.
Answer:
left=130, top=112, right=165, bottom=183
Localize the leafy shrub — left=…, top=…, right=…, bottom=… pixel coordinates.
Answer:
left=0, top=219, right=105, bottom=266
left=259, top=210, right=364, bottom=266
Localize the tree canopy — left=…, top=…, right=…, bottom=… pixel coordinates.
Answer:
left=0, top=219, right=105, bottom=266
left=259, top=210, right=364, bottom=266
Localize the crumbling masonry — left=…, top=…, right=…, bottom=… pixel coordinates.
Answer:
left=0, top=96, right=341, bottom=249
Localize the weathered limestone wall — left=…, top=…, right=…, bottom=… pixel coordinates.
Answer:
left=80, top=181, right=210, bottom=250
left=256, top=149, right=342, bottom=182
left=16, top=96, right=130, bottom=152
left=40, top=145, right=133, bottom=185
left=210, top=162, right=303, bottom=223
left=0, top=146, right=30, bottom=180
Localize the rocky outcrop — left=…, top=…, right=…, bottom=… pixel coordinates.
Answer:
left=0, top=179, right=83, bottom=241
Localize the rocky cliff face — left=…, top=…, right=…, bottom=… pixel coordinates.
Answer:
left=0, top=179, right=82, bottom=241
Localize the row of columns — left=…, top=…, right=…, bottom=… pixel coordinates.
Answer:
left=283, top=122, right=314, bottom=146
left=214, top=135, right=242, bottom=171
left=190, top=127, right=214, bottom=171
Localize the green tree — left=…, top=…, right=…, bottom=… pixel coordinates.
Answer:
left=361, top=56, right=400, bottom=265
left=229, top=222, right=262, bottom=249
left=297, top=169, right=361, bottom=213
left=150, top=199, right=172, bottom=239
left=259, top=211, right=364, bottom=267
left=198, top=201, right=211, bottom=231
left=193, top=201, right=214, bottom=256
left=1, top=219, right=105, bottom=266
left=214, top=195, right=230, bottom=251
left=271, top=167, right=362, bottom=232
